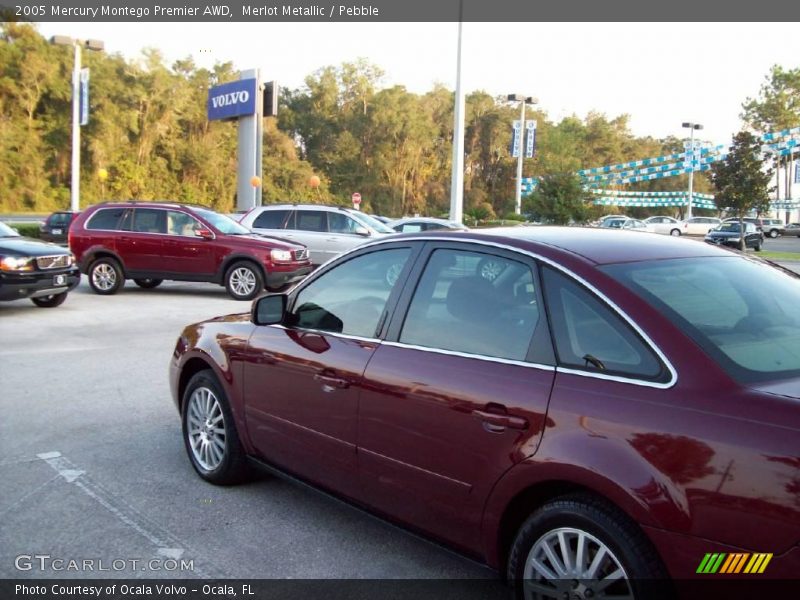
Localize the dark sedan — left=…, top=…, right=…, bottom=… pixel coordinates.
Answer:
left=705, top=221, right=763, bottom=250
left=170, top=228, right=800, bottom=598
left=0, top=221, right=80, bottom=307
left=39, top=210, right=79, bottom=244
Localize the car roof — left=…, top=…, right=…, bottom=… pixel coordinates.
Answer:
left=86, top=201, right=212, bottom=211
left=377, top=226, right=730, bottom=266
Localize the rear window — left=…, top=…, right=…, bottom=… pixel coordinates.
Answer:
left=86, top=208, right=126, bottom=231
left=602, top=257, right=800, bottom=383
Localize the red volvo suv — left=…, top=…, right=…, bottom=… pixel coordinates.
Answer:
left=170, top=228, right=800, bottom=598
left=70, top=202, right=312, bottom=300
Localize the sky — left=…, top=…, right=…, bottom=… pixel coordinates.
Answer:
left=34, top=21, right=797, bottom=153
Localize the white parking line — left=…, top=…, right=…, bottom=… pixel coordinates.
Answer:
left=36, top=451, right=219, bottom=577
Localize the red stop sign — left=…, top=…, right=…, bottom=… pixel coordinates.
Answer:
left=351, top=192, right=362, bottom=205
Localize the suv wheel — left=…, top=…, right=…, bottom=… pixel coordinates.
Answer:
left=88, top=257, right=124, bottom=295
left=768, top=229, right=778, bottom=238
left=134, top=278, right=163, bottom=289
left=31, top=292, right=68, bottom=308
left=669, top=229, right=681, bottom=237
left=182, top=370, right=250, bottom=485
left=507, top=494, right=668, bottom=600
left=225, top=261, right=263, bottom=300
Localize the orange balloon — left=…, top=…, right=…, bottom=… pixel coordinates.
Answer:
left=250, top=176, right=261, bottom=187
left=309, top=175, right=321, bottom=188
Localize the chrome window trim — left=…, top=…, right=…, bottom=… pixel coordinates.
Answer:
left=333, top=235, right=679, bottom=389
left=382, top=341, right=555, bottom=372
left=270, top=324, right=380, bottom=345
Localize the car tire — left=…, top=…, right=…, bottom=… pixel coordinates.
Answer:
left=224, top=261, right=264, bottom=301
left=669, top=229, right=681, bottom=237
left=769, top=229, right=778, bottom=238
left=133, top=278, right=163, bottom=289
left=88, top=257, right=124, bottom=295
left=755, top=241, right=763, bottom=252
left=507, top=494, right=669, bottom=600
left=182, top=369, right=251, bottom=485
left=31, top=291, right=68, bottom=308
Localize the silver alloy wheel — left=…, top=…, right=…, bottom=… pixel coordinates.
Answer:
left=187, top=386, right=226, bottom=471
left=92, top=263, right=117, bottom=291
left=523, top=527, right=633, bottom=600
left=670, top=229, right=681, bottom=237
left=229, top=267, right=257, bottom=297
left=385, top=262, right=403, bottom=287
left=480, top=260, right=504, bottom=281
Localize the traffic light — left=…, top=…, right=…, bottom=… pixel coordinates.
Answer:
left=263, top=81, right=278, bottom=117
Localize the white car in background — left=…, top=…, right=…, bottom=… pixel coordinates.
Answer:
left=599, top=217, right=654, bottom=232
left=644, top=216, right=682, bottom=236
left=679, top=216, right=722, bottom=236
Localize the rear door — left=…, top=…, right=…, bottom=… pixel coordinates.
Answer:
left=120, top=208, right=167, bottom=273
left=357, top=242, right=555, bottom=552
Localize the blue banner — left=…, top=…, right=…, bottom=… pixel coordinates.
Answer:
left=510, top=121, right=521, bottom=158
left=795, top=161, right=800, bottom=184
left=525, top=121, right=536, bottom=158
left=207, top=78, right=257, bottom=121
left=79, top=68, right=89, bottom=126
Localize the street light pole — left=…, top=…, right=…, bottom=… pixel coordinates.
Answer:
left=51, top=36, right=104, bottom=212
left=70, top=41, right=81, bottom=213
left=509, top=94, right=538, bottom=215
left=682, top=121, right=703, bottom=219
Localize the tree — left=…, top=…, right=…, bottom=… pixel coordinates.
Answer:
left=710, top=131, right=774, bottom=250
left=523, top=172, right=589, bottom=225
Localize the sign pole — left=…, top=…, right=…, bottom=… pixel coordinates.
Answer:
left=236, top=68, right=261, bottom=213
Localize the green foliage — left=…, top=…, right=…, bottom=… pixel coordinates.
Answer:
left=8, top=222, right=41, bottom=237
left=2, top=23, right=793, bottom=222
left=710, top=131, right=774, bottom=250
left=523, top=172, right=590, bottom=225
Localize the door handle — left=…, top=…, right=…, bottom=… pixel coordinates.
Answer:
left=471, top=409, right=528, bottom=431
left=314, top=373, right=349, bottom=390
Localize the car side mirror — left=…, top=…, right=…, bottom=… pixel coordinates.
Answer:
left=195, top=228, right=214, bottom=240
left=252, top=293, right=287, bottom=326
left=354, top=226, right=370, bottom=237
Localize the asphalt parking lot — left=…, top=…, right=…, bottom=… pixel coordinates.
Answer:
left=0, top=280, right=498, bottom=583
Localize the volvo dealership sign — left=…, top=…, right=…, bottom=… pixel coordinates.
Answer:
left=207, top=78, right=257, bottom=121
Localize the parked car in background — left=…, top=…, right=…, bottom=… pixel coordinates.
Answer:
left=39, top=211, right=79, bottom=244
left=238, top=204, right=395, bottom=266
left=643, top=216, right=682, bottom=236
left=679, top=216, right=721, bottom=235
left=723, top=217, right=784, bottom=238
left=592, top=214, right=627, bottom=227
left=599, top=217, right=653, bottom=232
left=69, top=202, right=312, bottom=300
left=0, top=221, right=80, bottom=307
left=705, top=221, right=763, bottom=251
left=784, top=223, right=800, bottom=237
left=388, top=217, right=469, bottom=233
left=170, top=227, right=800, bottom=597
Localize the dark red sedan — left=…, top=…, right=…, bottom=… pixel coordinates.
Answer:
left=170, top=228, right=800, bottom=598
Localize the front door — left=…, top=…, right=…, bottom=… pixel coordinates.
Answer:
left=358, top=244, right=556, bottom=552
left=243, top=245, right=415, bottom=496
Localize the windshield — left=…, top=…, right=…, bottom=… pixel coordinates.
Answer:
left=602, top=257, right=800, bottom=384
left=0, top=222, right=21, bottom=237
left=352, top=212, right=394, bottom=234
left=193, top=207, right=251, bottom=235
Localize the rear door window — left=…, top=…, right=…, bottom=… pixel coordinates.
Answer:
left=398, top=249, right=541, bottom=362
left=296, top=210, right=327, bottom=232
left=132, top=209, right=167, bottom=234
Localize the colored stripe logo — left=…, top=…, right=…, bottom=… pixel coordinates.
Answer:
left=696, top=553, right=773, bottom=574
